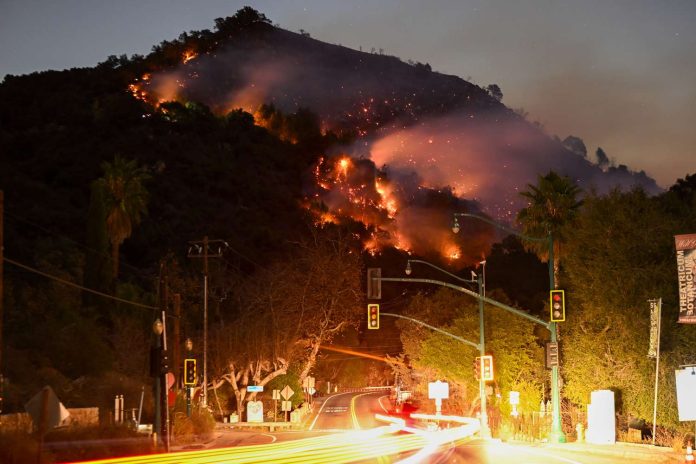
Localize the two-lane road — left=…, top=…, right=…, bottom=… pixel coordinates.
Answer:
left=310, top=390, right=391, bottom=431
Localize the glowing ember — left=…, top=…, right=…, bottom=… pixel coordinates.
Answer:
left=182, top=50, right=197, bottom=64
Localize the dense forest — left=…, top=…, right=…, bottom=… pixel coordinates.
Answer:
left=1, top=7, right=695, bottom=443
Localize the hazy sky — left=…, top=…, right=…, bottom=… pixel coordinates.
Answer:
left=2, top=0, right=694, bottom=187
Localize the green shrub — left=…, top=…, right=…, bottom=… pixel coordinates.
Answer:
left=191, top=408, right=215, bottom=438
left=171, top=412, right=196, bottom=444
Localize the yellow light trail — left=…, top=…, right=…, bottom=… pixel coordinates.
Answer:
left=69, top=417, right=479, bottom=464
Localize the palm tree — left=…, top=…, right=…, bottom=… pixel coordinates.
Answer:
left=517, top=171, right=582, bottom=287
left=96, top=156, right=150, bottom=279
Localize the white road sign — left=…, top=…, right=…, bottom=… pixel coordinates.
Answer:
left=281, top=385, right=294, bottom=400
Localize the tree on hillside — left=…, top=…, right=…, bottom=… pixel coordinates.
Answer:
left=561, top=136, right=587, bottom=158
left=96, top=156, right=150, bottom=279
left=596, top=147, right=610, bottom=169
left=486, top=84, right=503, bottom=102
left=517, top=171, right=582, bottom=287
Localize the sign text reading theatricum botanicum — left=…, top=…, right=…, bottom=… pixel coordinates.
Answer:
left=675, top=233, right=696, bottom=323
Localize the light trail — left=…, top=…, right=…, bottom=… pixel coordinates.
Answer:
left=68, top=416, right=480, bottom=464
left=320, top=345, right=405, bottom=365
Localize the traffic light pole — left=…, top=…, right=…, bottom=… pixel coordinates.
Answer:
left=453, top=212, right=566, bottom=443
left=390, top=259, right=492, bottom=436
left=477, top=273, right=490, bottom=438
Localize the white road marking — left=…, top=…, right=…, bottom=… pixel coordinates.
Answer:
left=501, top=443, right=584, bottom=464
left=308, top=392, right=354, bottom=431
left=260, top=433, right=277, bottom=443
left=377, top=394, right=391, bottom=413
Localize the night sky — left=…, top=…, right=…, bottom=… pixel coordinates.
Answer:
left=2, top=0, right=694, bottom=188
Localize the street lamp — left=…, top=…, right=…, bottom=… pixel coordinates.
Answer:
left=453, top=212, right=566, bottom=443
left=405, top=259, right=491, bottom=438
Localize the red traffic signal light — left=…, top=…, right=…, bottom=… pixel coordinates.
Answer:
left=367, top=304, right=380, bottom=330
left=550, top=290, right=566, bottom=322
left=184, top=359, right=197, bottom=386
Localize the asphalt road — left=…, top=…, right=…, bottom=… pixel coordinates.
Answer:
left=77, top=391, right=673, bottom=464
left=309, top=390, right=392, bottom=431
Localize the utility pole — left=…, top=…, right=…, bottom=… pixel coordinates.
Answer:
left=187, top=237, right=225, bottom=409
left=0, top=190, right=4, bottom=414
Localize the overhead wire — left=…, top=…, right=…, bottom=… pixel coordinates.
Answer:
left=3, top=208, right=151, bottom=279
left=4, top=256, right=159, bottom=312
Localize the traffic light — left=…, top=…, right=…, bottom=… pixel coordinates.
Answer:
left=150, top=347, right=170, bottom=377
left=160, top=349, right=170, bottom=374
left=367, top=268, right=382, bottom=300
left=480, top=355, right=494, bottom=381
left=474, top=357, right=481, bottom=380
left=367, top=304, right=380, bottom=330
left=184, top=359, right=197, bottom=386
left=550, top=290, right=566, bottom=322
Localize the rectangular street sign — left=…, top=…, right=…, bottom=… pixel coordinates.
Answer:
left=247, top=385, right=263, bottom=392
left=546, top=342, right=559, bottom=368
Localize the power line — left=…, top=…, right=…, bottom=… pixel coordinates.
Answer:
left=3, top=209, right=150, bottom=279
left=3, top=256, right=158, bottom=311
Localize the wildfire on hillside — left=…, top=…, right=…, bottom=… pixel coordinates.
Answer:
left=126, top=52, right=495, bottom=263
left=304, top=154, right=482, bottom=262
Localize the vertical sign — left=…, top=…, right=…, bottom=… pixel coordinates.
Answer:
left=675, top=367, right=696, bottom=421
left=647, top=299, right=661, bottom=357
left=546, top=342, right=559, bottom=368
left=675, top=234, right=696, bottom=323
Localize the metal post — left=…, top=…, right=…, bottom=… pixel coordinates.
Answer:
left=548, top=233, right=566, bottom=443
left=186, top=387, right=192, bottom=418
left=153, top=327, right=161, bottom=445
left=478, top=273, right=490, bottom=437
left=137, top=386, right=144, bottom=427
left=185, top=338, right=193, bottom=418
left=651, top=298, right=662, bottom=445
left=203, top=271, right=208, bottom=409
left=0, top=190, right=4, bottom=415
left=161, top=310, right=170, bottom=452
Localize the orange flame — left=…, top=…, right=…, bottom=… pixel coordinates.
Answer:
left=182, top=50, right=197, bottom=64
